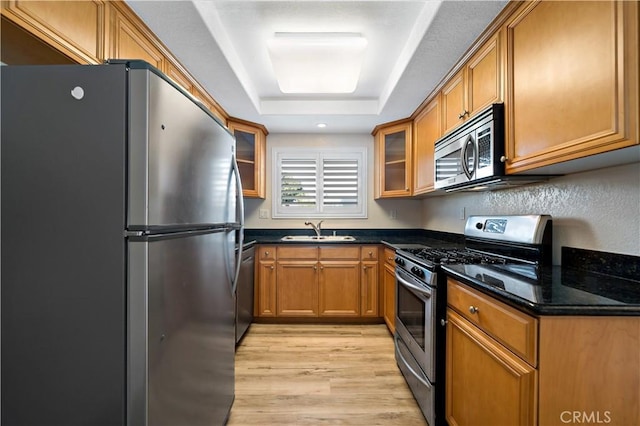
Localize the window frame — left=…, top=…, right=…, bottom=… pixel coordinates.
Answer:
left=272, top=147, right=367, bottom=219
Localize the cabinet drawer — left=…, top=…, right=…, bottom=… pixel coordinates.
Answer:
left=257, top=245, right=276, bottom=261
left=319, top=245, right=359, bottom=260
left=384, top=248, right=396, bottom=266
left=277, top=245, right=317, bottom=260
left=447, top=278, right=538, bottom=366
left=360, top=245, right=379, bottom=261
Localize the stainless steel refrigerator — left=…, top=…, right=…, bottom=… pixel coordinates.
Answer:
left=1, top=60, right=244, bottom=425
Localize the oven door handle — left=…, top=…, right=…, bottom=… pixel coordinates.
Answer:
left=395, top=338, right=431, bottom=388
left=396, top=272, right=432, bottom=298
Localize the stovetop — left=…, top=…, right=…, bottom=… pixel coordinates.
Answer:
left=400, top=247, right=509, bottom=267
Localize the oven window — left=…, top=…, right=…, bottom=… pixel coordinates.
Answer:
left=397, top=281, right=426, bottom=350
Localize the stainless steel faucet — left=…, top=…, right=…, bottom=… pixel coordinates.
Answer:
left=304, top=220, right=323, bottom=237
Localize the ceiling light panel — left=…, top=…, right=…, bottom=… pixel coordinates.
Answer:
left=267, top=32, right=367, bottom=94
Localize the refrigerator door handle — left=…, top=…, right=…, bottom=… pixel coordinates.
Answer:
left=230, top=155, right=244, bottom=294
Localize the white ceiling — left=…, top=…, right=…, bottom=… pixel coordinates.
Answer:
left=127, top=0, right=508, bottom=134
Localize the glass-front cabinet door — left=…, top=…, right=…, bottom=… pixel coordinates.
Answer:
left=227, top=118, right=267, bottom=198
left=374, top=120, right=412, bottom=198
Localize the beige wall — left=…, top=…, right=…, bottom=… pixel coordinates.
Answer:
left=421, top=162, right=640, bottom=265
left=244, top=133, right=423, bottom=230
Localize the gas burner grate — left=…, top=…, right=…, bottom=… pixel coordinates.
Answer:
left=404, top=248, right=507, bottom=266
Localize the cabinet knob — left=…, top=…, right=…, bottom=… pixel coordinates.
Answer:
left=500, top=155, right=508, bottom=163
left=368, top=251, right=373, bottom=257
left=363, top=266, right=367, bottom=270
left=270, top=265, right=274, bottom=270
left=469, top=306, right=479, bottom=314
left=314, top=265, right=318, bottom=271
left=440, top=319, right=448, bottom=327
left=320, top=265, right=324, bottom=270
left=264, top=251, right=269, bottom=256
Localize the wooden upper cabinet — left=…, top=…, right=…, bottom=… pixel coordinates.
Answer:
left=505, top=0, right=639, bottom=173
left=373, top=119, right=413, bottom=198
left=227, top=118, right=267, bottom=199
left=165, top=61, right=193, bottom=93
left=1, top=0, right=104, bottom=64
left=441, top=31, right=503, bottom=135
left=105, top=3, right=163, bottom=69
left=412, top=95, right=441, bottom=195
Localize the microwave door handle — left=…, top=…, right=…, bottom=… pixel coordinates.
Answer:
left=461, top=135, right=476, bottom=179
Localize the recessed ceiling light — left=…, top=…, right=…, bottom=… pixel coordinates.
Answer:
left=317, top=123, right=327, bottom=128
left=267, top=32, right=367, bottom=94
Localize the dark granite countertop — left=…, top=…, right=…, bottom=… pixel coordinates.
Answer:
left=443, top=247, right=640, bottom=316
left=245, top=229, right=639, bottom=316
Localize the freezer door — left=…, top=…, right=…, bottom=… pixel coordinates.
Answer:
left=128, top=230, right=235, bottom=426
left=128, top=68, right=236, bottom=229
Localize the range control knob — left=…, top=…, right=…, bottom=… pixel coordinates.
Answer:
left=395, top=257, right=405, bottom=266
left=475, top=222, right=483, bottom=230
left=411, top=266, right=424, bottom=278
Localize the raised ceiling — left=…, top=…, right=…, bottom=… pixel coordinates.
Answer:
left=127, top=1, right=508, bottom=133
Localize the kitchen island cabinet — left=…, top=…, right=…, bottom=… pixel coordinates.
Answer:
left=504, top=0, right=639, bottom=173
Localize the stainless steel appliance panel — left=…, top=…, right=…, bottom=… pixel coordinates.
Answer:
left=236, top=245, right=255, bottom=343
left=395, top=267, right=436, bottom=380
left=1, top=64, right=128, bottom=425
left=128, top=68, right=236, bottom=229
left=128, top=230, right=235, bottom=426
left=395, top=335, right=435, bottom=426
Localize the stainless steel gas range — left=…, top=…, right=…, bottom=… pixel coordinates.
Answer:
left=394, top=215, right=552, bottom=426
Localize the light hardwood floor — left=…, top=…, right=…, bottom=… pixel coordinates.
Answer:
left=228, top=323, right=427, bottom=425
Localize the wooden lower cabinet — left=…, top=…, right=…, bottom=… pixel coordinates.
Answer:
left=382, top=248, right=396, bottom=333
left=446, top=309, right=536, bottom=426
left=255, top=244, right=381, bottom=319
left=447, top=278, right=640, bottom=426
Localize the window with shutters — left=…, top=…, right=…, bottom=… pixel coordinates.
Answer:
left=272, top=147, right=367, bottom=218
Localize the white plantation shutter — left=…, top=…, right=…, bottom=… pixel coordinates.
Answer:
left=322, top=159, right=358, bottom=207
left=273, top=148, right=366, bottom=218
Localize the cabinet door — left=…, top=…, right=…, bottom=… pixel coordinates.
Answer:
left=374, top=120, right=413, bottom=198
left=165, top=61, right=193, bottom=93
left=276, top=261, right=318, bottom=317
left=467, top=31, right=502, bottom=116
left=106, top=5, right=163, bottom=69
left=2, top=0, right=104, bottom=64
left=441, top=70, right=466, bottom=135
left=382, top=262, right=396, bottom=333
left=318, top=261, right=360, bottom=317
left=256, top=260, right=276, bottom=317
left=446, top=309, right=536, bottom=426
left=505, top=0, right=638, bottom=173
left=413, top=95, right=441, bottom=195
left=227, top=119, right=266, bottom=199
left=360, top=260, right=379, bottom=317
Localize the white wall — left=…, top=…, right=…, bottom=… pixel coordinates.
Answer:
left=244, top=133, right=423, bottom=229
left=421, top=162, right=640, bottom=264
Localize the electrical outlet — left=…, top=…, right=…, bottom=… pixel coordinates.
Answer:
left=389, top=209, right=397, bottom=220
left=459, top=207, right=466, bottom=220
left=259, top=209, right=269, bottom=219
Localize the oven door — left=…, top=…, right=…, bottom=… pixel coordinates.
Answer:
left=394, top=266, right=436, bottom=381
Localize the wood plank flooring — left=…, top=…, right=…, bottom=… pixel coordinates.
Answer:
left=228, top=324, right=427, bottom=425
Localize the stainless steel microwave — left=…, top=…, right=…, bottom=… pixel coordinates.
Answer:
left=434, top=103, right=505, bottom=191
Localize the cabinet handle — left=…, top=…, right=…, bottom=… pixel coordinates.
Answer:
left=458, top=110, right=469, bottom=119
left=388, top=257, right=394, bottom=261
left=469, top=306, right=479, bottom=314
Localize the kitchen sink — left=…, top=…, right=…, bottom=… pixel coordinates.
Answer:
left=280, top=235, right=356, bottom=242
